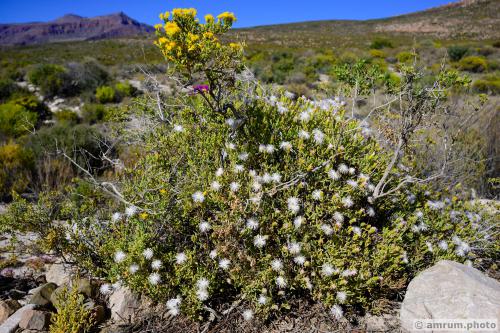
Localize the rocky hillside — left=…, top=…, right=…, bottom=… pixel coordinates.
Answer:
left=233, top=0, right=500, bottom=48
left=0, top=12, right=154, bottom=45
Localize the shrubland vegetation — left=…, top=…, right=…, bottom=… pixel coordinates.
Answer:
left=0, top=7, right=498, bottom=327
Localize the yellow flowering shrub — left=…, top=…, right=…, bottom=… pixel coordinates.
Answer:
left=155, top=8, right=244, bottom=113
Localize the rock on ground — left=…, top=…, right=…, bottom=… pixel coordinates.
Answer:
left=400, top=260, right=500, bottom=332
left=0, top=300, right=20, bottom=324
left=19, top=309, right=51, bottom=331
left=0, top=304, right=36, bottom=333
left=109, top=287, right=150, bottom=324
left=44, top=261, right=73, bottom=286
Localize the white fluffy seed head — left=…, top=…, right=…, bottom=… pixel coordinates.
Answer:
left=276, top=276, right=287, bottom=288
left=230, top=182, right=240, bottom=192
left=143, top=248, right=154, bottom=260
left=246, top=218, right=259, bottom=230
left=176, top=252, right=187, bottom=264
left=342, top=196, right=354, bottom=208
left=112, top=212, right=122, bottom=222
left=330, top=304, right=344, bottom=320
left=125, top=206, right=137, bottom=217
left=280, top=141, right=292, bottom=151
left=196, top=289, right=209, bottom=301
left=321, top=224, right=333, bottom=235
left=129, top=264, right=139, bottom=274
left=234, top=164, right=244, bottom=173
left=288, top=242, right=301, bottom=255
left=294, top=216, right=304, bottom=229
left=211, top=181, right=221, bottom=191
left=151, top=259, right=162, bottom=270
left=321, top=263, right=335, bottom=277
left=253, top=235, right=267, bottom=248
left=209, top=249, right=217, bottom=259
left=215, top=168, right=224, bottom=177
left=219, top=258, right=231, bottom=270
left=199, top=221, right=211, bottom=233
left=258, top=294, right=267, bottom=305
left=328, top=169, right=340, bottom=181
left=196, top=278, right=210, bottom=290
left=333, top=212, right=344, bottom=224
left=99, top=283, right=113, bottom=295
left=312, top=189, right=323, bottom=200
left=294, top=255, right=306, bottom=266
left=114, top=251, right=126, bottom=263
left=287, top=197, right=300, bottom=214
left=336, top=291, right=347, bottom=303
left=242, top=309, right=254, bottom=321
left=192, top=191, right=205, bottom=203
left=148, top=273, right=161, bottom=285
left=338, top=164, right=349, bottom=174
left=271, top=259, right=283, bottom=271
left=298, top=130, right=310, bottom=139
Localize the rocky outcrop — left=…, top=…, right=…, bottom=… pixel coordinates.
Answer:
left=400, top=260, right=500, bottom=332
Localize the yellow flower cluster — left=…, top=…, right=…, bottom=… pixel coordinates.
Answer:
left=172, top=8, right=197, bottom=17
left=217, top=12, right=236, bottom=23
left=204, top=14, right=214, bottom=23
left=159, top=11, right=170, bottom=20
left=164, top=22, right=180, bottom=36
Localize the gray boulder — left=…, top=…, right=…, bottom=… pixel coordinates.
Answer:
left=0, top=304, right=36, bottom=333
left=28, top=283, right=57, bottom=306
left=109, top=287, right=150, bottom=323
left=0, top=300, right=21, bottom=324
left=44, top=262, right=72, bottom=286
left=400, top=260, right=500, bottom=332
left=19, top=309, right=51, bottom=331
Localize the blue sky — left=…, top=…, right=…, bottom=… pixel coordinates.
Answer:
left=0, top=0, right=456, bottom=27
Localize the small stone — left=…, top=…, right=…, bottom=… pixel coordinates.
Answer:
left=19, top=310, right=51, bottom=331
left=0, top=300, right=21, bottom=324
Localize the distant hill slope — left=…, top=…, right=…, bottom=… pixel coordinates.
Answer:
left=232, top=0, right=500, bottom=48
left=0, top=12, right=154, bottom=45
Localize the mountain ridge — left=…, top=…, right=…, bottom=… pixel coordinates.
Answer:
left=0, top=12, right=154, bottom=45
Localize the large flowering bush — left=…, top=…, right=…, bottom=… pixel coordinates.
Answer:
left=2, top=8, right=496, bottom=324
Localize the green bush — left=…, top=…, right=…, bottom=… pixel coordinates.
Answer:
left=49, top=284, right=95, bottom=333
left=370, top=38, right=393, bottom=50
left=66, top=60, right=110, bottom=94
left=95, top=86, right=117, bottom=104
left=397, top=51, right=418, bottom=64
left=81, top=104, right=106, bottom=124
left=472, top=78, right=500, bottom=95
left=0, top=142, right=33, bottom=200
left=8, top=94, right=51, bottom=122
left=54, top=109, right=79, bottom=125
left=369, top=49, right=386, bottom=59
left=27, top=64, right=72, bottom=98
left=115, top=81, right=137, bottom=99
left=4, top=7, right=497, bottom=324
left=0, top=78, right=16, bottom=102
left=459, top=56, right=488, bottom=73
left=0, top=103, right=38, bottom=139
left=447, top=45, right=469, bottom=62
